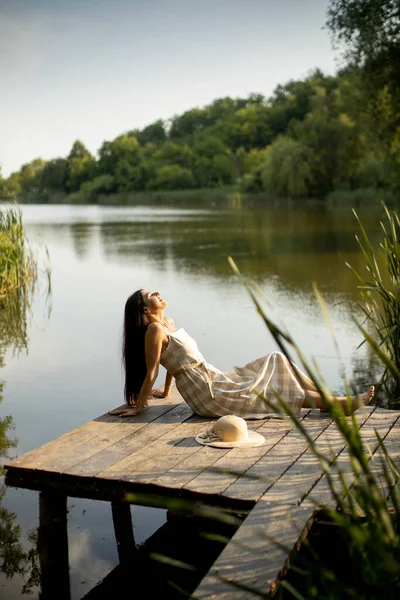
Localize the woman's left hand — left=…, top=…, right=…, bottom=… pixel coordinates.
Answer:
left=150, top=387, right=169, bottom=398
left=110, top=406, right=143, bottom=417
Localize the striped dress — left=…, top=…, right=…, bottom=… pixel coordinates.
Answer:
left=159, top=328, right=311, bottom=419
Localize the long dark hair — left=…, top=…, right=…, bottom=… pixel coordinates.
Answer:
left=123, top=289, right=148, bottom=404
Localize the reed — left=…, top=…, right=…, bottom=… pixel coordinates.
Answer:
left=228, top=257, right=400, bottom=599
left=347, top=204, right=400, bottom=405
left=0, top=205, right=38, bottom=356
left=0, top=205, right=36, bottom=298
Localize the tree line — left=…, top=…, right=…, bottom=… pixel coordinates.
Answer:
left=1, top=0, right=399, bottom=202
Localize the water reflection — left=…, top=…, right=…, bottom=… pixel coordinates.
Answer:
left=0, top=291, right=40, bottom=595
left=70, top=224, right=94, bottom=261
left=25, top=206, right=383, bottom=299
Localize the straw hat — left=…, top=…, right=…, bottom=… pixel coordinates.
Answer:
left=195, top=415, right=265, bottom=448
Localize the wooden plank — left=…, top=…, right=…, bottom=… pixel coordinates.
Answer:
left=151, top=444, right=233, bottom=490
left=98, top=416, right=211, bottom=482
left=302, top=408, right=400, bottom=508
left=261, top=407, right=374, bottom=505
left=41, top=401, right=183, bottom=473
left=5, top=393, right=181, bottom=471
left=222, top=418, right=330, bottom=502
left=183, top=425, right=295, bottom=495
left=358, top=413, right=400, bottom=502
left=194, top=500, right=316, bottom=599
left=5, top=466, right=254, bottom=512
left=184, top=414, right=323, bottom=496
left=63, top=402, right=194, bottom=477
left=127, top=419, right=273, bottom=487
left=152, top=412, right=313, bottom=494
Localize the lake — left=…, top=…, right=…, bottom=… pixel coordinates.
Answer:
left=0, top=202, right=382, bottom=598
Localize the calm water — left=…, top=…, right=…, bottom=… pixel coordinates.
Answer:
left=0, top=203, right=382, bottom=598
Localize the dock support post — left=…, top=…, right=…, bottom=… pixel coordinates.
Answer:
left=38, top=492, right=70, bottom=600
left=111, top=501, right=137, bottom=568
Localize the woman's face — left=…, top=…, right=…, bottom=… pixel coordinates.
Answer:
left=141, top=289, right=167, bottom=312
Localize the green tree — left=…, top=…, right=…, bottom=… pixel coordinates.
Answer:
left=98, top=135, right=142, bottom=174
left=68, top=140, right=91, bottom=159
left=115, top=160, right=149, bottom=192
left=327, top=1, right=400, bottom=190
left=19, top=159, right=46, bottom=194
left=134, top=120, right=167, bottom=145
left=211, top=154, right=233, bottom=185
left=218, top=104, right=273, bottom=151
left=148, top=165, right=194, bottom=190
left=169, top=108, right=209, bottom=139
left=41, top=158, right=68, bottom=192
left=327, top=1, right=400, bottom=109
left=261, top=136, right=313, bottom=198
left=327, top=0, right=400, bottom=66
left=66, top=141, right=96, bottom=193
left=2, top=173, right=21, bottom=197
left=152, top=141, right=192, bottom=169
left=290, top=85, right=366, bottom=195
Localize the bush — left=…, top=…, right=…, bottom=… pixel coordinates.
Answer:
left=73, top=175, right=115, bottom=202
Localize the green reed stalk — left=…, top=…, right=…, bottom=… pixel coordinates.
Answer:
left=346, top=204, right=400, bottom=404
left=0, top=205, right=50, bottom=356
left=0, top=205, right=36, bottom=297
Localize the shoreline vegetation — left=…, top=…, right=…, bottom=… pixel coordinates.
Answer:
left=0, top=204, right=51, bottom=358
left=1, top=186, right=396, bottom=211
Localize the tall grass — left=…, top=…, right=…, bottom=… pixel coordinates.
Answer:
left=0, top=206, right=36, bottom=355
left=228, top=257, right=400, bottom=599
left=347, top=204, right=400, bottom=405
left=0, top=205, right=36, bottom=298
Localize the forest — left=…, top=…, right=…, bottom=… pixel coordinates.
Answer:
left=1, top=0, right=399, bottom=203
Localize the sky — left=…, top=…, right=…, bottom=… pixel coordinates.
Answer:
left=0, top=0, right=338, bottom=177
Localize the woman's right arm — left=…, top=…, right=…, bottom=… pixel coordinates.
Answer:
left=134, top=323, right=166, bottom=412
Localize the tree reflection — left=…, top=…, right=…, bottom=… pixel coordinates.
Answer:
left=94, top=206, right=381, bottom=298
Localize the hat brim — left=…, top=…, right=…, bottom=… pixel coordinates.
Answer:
left=195, top=430, right=265, bottom=448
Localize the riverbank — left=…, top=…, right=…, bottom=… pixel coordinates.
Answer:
left=1, top=186, right=396, bottom=209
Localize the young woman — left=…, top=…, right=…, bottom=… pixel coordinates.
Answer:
left=110, top=289, right=374, bottom=418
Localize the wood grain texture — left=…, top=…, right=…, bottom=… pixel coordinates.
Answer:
left=301, top=407, right=400, bottom=508
left=195, top=501, right=316, bottom=599
left=261, top=406, right=374, bottom=505
left=5, top=391, right=181, bottom=471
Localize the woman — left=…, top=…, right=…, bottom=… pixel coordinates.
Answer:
left=110, top=289, right=374, bottom=418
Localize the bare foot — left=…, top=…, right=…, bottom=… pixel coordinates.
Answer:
left=320, top=386, right=375, bottom=415
left=340, top=385, right=375, bottom=415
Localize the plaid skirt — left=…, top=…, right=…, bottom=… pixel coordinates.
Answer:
left=160, top=328, right=309, bottom=419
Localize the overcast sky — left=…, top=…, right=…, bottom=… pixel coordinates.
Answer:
left=0, top=0, right=337, bottom=177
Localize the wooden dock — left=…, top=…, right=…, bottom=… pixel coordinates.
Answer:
left=5, top=390, right=400, bottom=599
